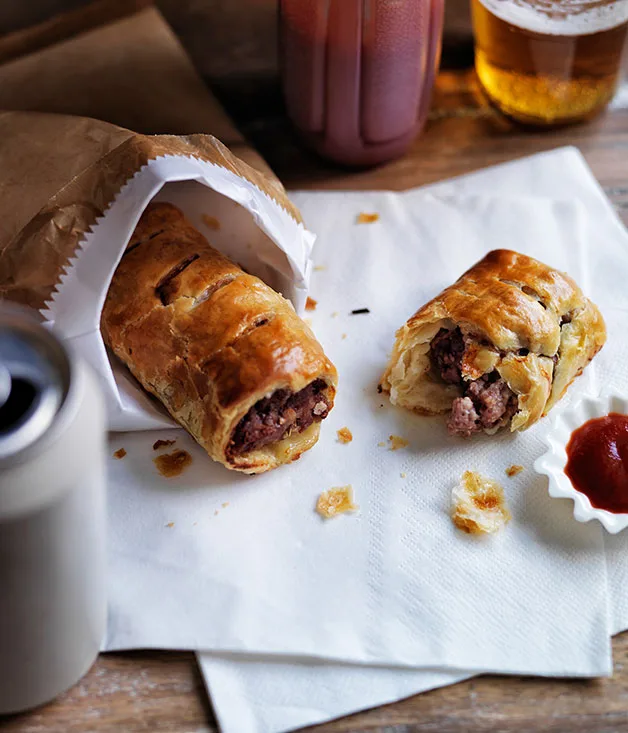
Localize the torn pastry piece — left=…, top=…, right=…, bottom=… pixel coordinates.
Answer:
left=380, top=250, right=606, bottom=436
left=452, top=471, right=510, bottom=535
left=102, top=202, right=337, bottom=474
left=316, top=486, right=358, bottom=519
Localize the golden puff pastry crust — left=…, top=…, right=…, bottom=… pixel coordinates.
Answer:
left=102, top=202, right=337, bottom=473
left=381, top=250, right=605, bottom=435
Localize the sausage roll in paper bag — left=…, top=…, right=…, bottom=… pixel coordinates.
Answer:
left=102, top=203, right=336, bottom=473
left=0, top=111, right=336, bottom=473
left=381, top=249, right=605, bottom=436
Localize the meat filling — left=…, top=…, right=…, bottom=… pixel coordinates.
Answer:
left=229, top=379, right=331, bottom=455
left=430, top=328, right=518, bottom=437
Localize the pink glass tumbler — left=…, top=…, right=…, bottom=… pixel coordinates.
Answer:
left=279, top=0, right=444, bottom=167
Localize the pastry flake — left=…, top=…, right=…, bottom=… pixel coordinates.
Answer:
left=153, top=439, right=176, bottom=450
left=316, top=486, right=358, bottom=519
left=381, top=250, right=605, bottom=436
left=337, top=427, right=353, bottom=444
left=113, top=448, right=127, bottom=460
left=305, top=297, right=317, bottom=311
left=452, top=471, right=511, bottom=535
left=389, top=434, right=409, bottom=451
left=356, top=212, right=379, bottom=224
left=506, top=464, right=524, bottom=477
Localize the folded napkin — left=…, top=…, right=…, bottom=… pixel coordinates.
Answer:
left=102, top=148, right=621, bottom=703
left=198, top=147, right=628, bottom=733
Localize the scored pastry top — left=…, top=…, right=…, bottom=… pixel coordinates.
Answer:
left=102, top=202, right=337, bottom=473
left=407, top=249, right=590, bottom=355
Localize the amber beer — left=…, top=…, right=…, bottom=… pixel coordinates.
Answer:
left=471, top=0, right=628, bottom=125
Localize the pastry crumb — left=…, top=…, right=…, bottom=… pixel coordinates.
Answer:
left=400, top=472, right=407, bottom=479
left=389, top=434, right=409, bottom=451
left=337, top=427, right=353, bottom=444
left=222, top=502, right=229, bottom=508
left=165, top=522, right=175, bottom=528
left=314, top=265, right=326, bottom=272
left=356, top=212, right=379, bottom=224
left=305, top=296, right=317, bottom=311
left=113, top=448, right=127, bottom=460
left=452, top=471, right=511, bottom=535
left=331, top=311, right=339, bottom=318
left=377, top=441, right=386, bottom=447
left=316, top=486, right=358, bottom=519
left=341, top=333, right=347, bottom=340
left=202, top=214, right=221, bottom=230
left=153, top=438, right=176, bottom=450
left=154, top=449, right=192, bottom=478
left=506, top=464, right=524, bottom=477
left=214, top=510, right=219, bottom=516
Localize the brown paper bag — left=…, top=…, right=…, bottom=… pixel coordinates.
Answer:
left=0, top=110, right=301, bottom=311
left=0, top=2, right=289, bottom=309
left=0, top=4, right=310, bottom=431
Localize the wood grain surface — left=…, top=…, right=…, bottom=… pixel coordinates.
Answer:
left=2, top=1, right=628, bottom=732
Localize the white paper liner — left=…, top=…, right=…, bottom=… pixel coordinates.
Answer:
left=39, top=154, right=315, bottom=431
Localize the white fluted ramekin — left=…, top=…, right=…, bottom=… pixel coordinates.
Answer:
left=534, top=391, right=628, bottom=534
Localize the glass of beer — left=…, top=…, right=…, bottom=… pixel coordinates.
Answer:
left=471, top=0, right=628, bottom=125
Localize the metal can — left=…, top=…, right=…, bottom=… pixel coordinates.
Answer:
left=0, top=303, right=107, bottom=714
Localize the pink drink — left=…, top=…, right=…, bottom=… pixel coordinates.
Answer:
left=280, top=0, right=444, bottom=167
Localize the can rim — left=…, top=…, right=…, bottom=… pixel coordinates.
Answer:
left=0, top=304, right=73, bottom=466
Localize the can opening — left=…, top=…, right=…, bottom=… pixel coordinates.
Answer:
left=0, top=377, right=37, bottom=433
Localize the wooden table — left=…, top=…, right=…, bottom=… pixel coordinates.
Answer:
left=4, top=7, right=628, bottom=732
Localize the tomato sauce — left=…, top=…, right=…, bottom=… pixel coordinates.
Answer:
left=565, top=413, right=628, bottom=514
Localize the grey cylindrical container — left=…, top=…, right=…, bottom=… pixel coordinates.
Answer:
left=0, top=303, right=107, bottom=714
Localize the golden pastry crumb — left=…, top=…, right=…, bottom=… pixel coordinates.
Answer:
left=377, top=441, right=386, bottom=447
left=389, top=435, right=409, bottom=451
left=202, top=214, right=221, bottom=230
left=337, top=427, right=353, bottom=444
left=506, top=464, right=524, bottom=477
left=356, top=212, right=379, bottom=224
left=452, top=471, right=511, bottom=535
left=165, top=522, right=175, bottom=528
left=222, top=502, right=229, bottom=508
left=316, top=486, right=358, bottom=519
left=153, top=438, right=176, bottom=450
left=331, top=311, right=339, bottom=318
left=305, top=296, right=317, bottom=311
left=400, top=472, right=407, bottom=479
left=154, top=449, right=193, bottom=478
left=341, top=333, right=347, bottom=340
left=113, top=448, right=127, bottom=460
left=314, top=265, right=326, bottom=272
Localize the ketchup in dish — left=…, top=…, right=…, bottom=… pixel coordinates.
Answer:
left=565, top=413, right=628, bottom=514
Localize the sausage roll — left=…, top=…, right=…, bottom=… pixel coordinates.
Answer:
left=380, top=250, right=605, bottom=436
left=102, top=202, right=337, bottom=473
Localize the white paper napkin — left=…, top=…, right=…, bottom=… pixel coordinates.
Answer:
left=197, top=147, right=628, bottom=733
left=102, top=182, right=618, bottom=691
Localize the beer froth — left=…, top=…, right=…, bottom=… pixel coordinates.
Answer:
left=477, top=0, right=628, bottom=36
